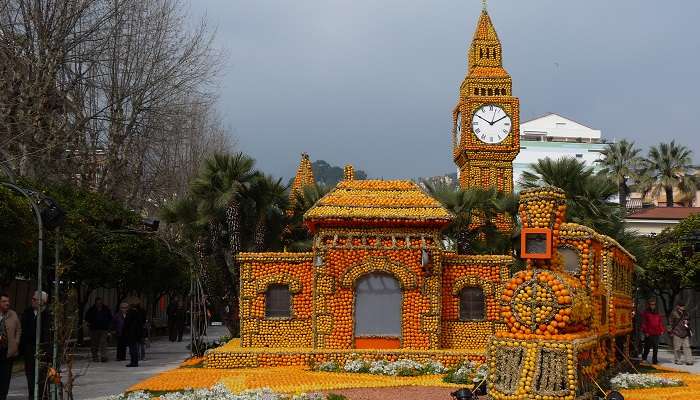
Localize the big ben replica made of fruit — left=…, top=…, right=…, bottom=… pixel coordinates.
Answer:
left=453, top=9, right=519, bottom=194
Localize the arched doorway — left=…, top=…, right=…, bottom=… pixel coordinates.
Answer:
left=354, top=272, right=402, bottom=348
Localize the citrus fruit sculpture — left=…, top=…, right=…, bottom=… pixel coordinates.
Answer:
left=487, top=187, right=635, bottom=400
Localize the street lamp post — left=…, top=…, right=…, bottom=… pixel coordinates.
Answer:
left=0, top=179, right=45, bottom=399
left=2, top=162, right=65, bottom=400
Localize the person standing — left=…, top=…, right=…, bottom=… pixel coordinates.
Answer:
left=112, top=303, right=129, bottom=361
left=123, top=303, right=144, bottom=367
left=85, top=297, right=112, bottom=362
left=167, top=299, right=178, bottom=342
left=669, top=302, right=694, bottom=365
left=135, top=302, right=147, bottom=361
left=175, top=299, right=186, bottom=342
left=20, top=291, right=51, bottom=400
left=0, top=293, right=21, bottom=400
left=639, top=298, right=665, bottom=364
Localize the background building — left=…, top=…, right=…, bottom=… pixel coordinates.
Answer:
left=513, top=113, right=606, bottom=189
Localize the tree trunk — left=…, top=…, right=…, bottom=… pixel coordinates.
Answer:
left=665, top=186, right=674, bottom=207
left=619, top=180, right=628, bottom=209
left=456, top=229, right=472, bottom=255
left=225, top=200, right=242, bottom=337
left=207, top=222, right=237, bottom=336
left=254, top=215, right=267, bottom=251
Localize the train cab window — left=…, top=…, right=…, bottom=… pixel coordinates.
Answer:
left=600, top=295, right=607, bottom=325
left=558, top=247, right=581, bottom=276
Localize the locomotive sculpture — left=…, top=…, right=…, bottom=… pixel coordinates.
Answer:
left=487, top=187, right=635, bottom=400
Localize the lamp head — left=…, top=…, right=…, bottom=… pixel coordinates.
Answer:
left=451, top=388, right=474, bottom=400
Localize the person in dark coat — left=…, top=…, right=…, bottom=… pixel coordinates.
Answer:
left=123, top=303, right=144, bottom=367
left=135, top=303, right=147, bottom=360
left=85, top=297, right=112, bottom=362
left=175, top=300, right=186, bottom=342
left=167, top=299, right=178, bottom=342
left=20, top=291, right=51, bottom=400
left=111, top=303, right=129, bottom=361
left=669, top=302, right=694, bottom=365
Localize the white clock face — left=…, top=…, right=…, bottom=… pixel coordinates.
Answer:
left=456, top=112, right=462, bottom=142
left=471, top=104, right=512, bottom=144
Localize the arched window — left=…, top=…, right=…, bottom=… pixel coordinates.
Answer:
left=480, top=88, right=486, bottom=96
left=487, top=88, right=493, bottom=96
left=265, top=284, right=291, bottom=318
left=474, top=88, right=479, bottom=95
left=459, top=287, right=485, bottom=320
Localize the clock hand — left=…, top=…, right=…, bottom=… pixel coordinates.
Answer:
left=492, top=115, right=509, bottom=124
left=491, top=109, right=498, bottom=124
left=475, top=115, right=493, bottom=125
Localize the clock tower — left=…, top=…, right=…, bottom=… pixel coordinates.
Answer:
left=453, top=8, right=520, bottom=194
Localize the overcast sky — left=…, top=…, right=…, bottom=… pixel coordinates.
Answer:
left=191, top=0, right=700, bottom=180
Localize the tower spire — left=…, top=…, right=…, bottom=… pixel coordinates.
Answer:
left=289, top=152, right=315, bottom=208
left=482, top=0, right=487, bottom=12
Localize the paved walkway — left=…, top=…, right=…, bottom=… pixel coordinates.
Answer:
left=646, top=347, right=699, bottom=374
left=7, top=325, right=229, bottom=400
left=7, top=333, right=696, bottom=399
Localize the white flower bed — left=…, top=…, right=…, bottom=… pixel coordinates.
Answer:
left=610, top=373, right=684, bottom=390
left=319, top=358, right=446, bottom=376
left=108, top=384, right=325, bottom=400
left=442, top=361, right=488, bottom=384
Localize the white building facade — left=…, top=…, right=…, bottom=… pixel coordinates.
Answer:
left=513, top=113, right=607, bottom=190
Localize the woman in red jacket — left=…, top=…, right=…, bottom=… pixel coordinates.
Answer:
left=640, top=298, right=666, bottom=364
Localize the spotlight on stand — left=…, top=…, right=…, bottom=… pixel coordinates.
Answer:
left=606, top=391, right=624, bottom=400
left=451, top=388, right=474, bottom=400
left=41, top=197, right=65, bottom=231
left=142, top=218, right=160, bottom=232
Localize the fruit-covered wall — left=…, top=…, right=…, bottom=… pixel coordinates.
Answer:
left=239, top=253, right=314, bottom=348
left=311, top=227, right=443, bottom=350
left=440, top=254, right=511, bottom=349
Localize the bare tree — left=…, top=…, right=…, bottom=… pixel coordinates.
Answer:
left=1, top=0, right=227, bottom=206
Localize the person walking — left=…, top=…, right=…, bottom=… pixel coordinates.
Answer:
left=167, top=299, right=178, bottom=342
left=20, top=291, right=51, bottom=400
left=669, top=302, right=694, bottom=365
left=175, top=299, right=186, bottom=342
left=112, top=303, right=129, bottom=361
left=85, top=297, right=112, bottom=362
left=135, top=302, right=147, bottom=361
left=639, top=298, right=665, bottom=364
left=123, top=303, right=144, bottom=367
left=0, top=293, right=21, bottom=400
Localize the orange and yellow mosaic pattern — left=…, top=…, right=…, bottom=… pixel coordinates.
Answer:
left=239, top=252, right=314, bottom=348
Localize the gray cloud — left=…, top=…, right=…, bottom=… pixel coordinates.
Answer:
left=192, top=0, right=700, bottom=180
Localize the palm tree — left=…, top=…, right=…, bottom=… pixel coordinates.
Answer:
left=643, top=141, right=697, bottom=207
left=598, top=140, right=642, bottom=209
left=283, top=183, right=332, bottom=251
left=424, top=182, right=518, bottom=255
left=248, top=174, right=288, bottom=251
left=189, top=152, right=257, bottom=335
left=519, top=157, right=623, bottom=238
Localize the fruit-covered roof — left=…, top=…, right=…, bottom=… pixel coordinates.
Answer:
left=304, top=179, right=453, bottom=231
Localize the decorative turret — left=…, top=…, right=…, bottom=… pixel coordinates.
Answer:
left=343, top=164, right=355, bottom=181
left=289, top=153, right=316, bottom=207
